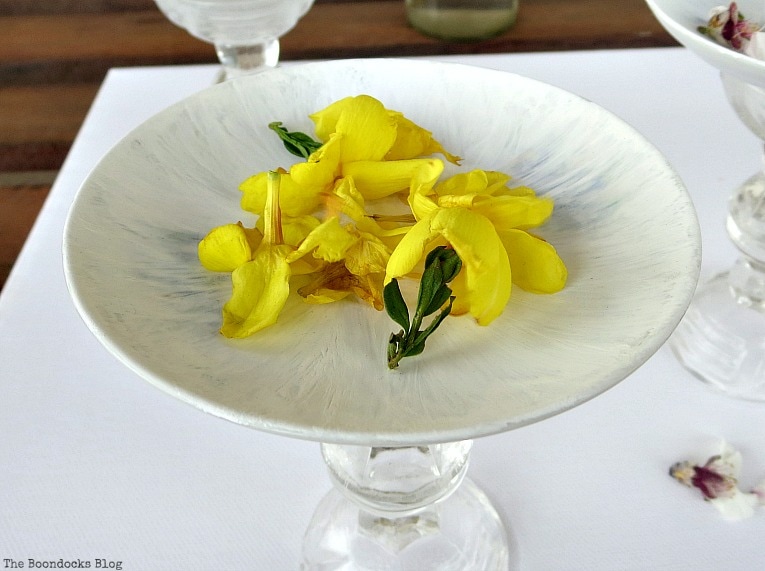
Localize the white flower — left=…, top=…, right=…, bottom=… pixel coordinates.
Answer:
left=670, top=440, right=765, bottom=521
left=699, top=3, right=761, bottom=52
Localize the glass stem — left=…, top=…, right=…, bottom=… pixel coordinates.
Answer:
left=302, top=440, right=510, bottom=569
left=215, top=39, right=280, bottom=79
left=726, top=151, right=765, bottom=309
left=321, top=440, right=473, bottom=517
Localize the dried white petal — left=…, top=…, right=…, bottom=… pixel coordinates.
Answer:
left=744, top=32, right=765, bottom=60
left=710, top=490, right=760, bottom=521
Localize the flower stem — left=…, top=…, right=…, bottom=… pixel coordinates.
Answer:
left=264, top=171, right=283, bottom=246
left=385, top=246, right=461, bottom=369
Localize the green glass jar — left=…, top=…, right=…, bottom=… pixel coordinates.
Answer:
left=405, top=0, right=519, bottom=41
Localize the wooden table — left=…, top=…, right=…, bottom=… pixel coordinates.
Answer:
left=0, top=0, right=676, bottom=291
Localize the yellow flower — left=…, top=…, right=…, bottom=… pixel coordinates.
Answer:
left=387, top=168, right=566, bottom=326
left=287, top=216, right=391, bottom=310
left=310, top=95, right=397, bottom=163
left=310, top=95, right=459, bottom=164
left=287, top=216, right=358, bottom=264
left=386, top=207, right=511, bottom=325
left=221, top=172, right=293, bottom=338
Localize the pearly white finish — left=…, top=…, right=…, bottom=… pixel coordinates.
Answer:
left=646, top=0, right=765, bottom=87
left=63, top=59, right=701, bottom=445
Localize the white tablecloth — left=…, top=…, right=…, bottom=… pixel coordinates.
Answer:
left=2, top=48, right=764, bottom=570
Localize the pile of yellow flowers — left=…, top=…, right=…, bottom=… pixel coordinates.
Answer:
left=198, top=94, right=567, bottom=340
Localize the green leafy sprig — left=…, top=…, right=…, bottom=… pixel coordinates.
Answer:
left=268, top=122, right=322, bottom=159
left=385, top=246, right=462, bottom=369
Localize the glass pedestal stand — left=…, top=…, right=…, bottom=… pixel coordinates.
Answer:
left=670, top=74, right=765, bottom=400
left=300, top=440, right=510, bottom=570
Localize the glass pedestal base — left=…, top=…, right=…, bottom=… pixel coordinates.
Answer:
left=301, top=478, right=510, bottom=570
left=670, top=270, right=765, bottom=401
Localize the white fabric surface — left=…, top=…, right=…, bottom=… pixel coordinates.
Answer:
left=1, top=48, right=764, bottom=569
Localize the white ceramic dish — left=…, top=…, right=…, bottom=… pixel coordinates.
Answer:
left=63, top=59, right=701, bottom=445
left=646, top=0, right=765, bottom=86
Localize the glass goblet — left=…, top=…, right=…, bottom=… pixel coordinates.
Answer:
left=644, top=0, right=765, bottom=399
left=153, top=0, right=315, bottom=79
left=670, top=73, right=765, bottom=400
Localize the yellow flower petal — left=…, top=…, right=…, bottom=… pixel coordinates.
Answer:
left=385, top=207, right=511, bottom=325
left=342, top=158, right=440, bottom=200
left=436, top=194, right=478, bottom=209
left=280, top=215, right=321, bottom=248
left=499, top=229, right=567, bottom=293
left=385, top=217, right=439, bottom=282
left=498, top=185, right=536, bottom=197
left=289, top=133, right=342, bottom=190
left=309, top=95, right=397, bottom=161
left=434, top=170, right=491, bottom=197
left=297, top=261, right=384, bottom=310
left=344, top=229, right=391, bottom=276
left=485, top=171, right=513, bottom=194
left=385, top=111, right=461, bottom=164
left=327, top=177, right=366, bottom=221
left=302, top=290, right=352, bottom=304
left=333, top=95, right=398, bottom=163
left=287, top=217, right=358, bottom=263
left=220, top=245, right=292, bottom=338
left=472, top=195, right=554, bottom=230
left=240, top=170, right=323, bottom=218
left=435, top=169, right=526, bottom=198
left=309, top=96, right=350, bottom=142
left=198, top=222, right=254, bottom=272
left=431, top=208, right=511, bottom=325
left=407, top=159, right=444, bottom=219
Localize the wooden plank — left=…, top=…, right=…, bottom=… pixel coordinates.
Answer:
left=0, top=0, right=153, bottom=15
left=0, top=84, right=97, bottom=146
left=0, top=0, right=368, bottom=15
left=0, top=83, right=100, bottom=171
left=0, top=183, right=51, bottom=292
left=0, top=1, right=676, bottom=86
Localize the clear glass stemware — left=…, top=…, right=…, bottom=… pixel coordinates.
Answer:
left=301, top=440, right=511, bottom=570
left=153, top=0, right=315, bottom=79
left=670, top=73, right=765, bottom=400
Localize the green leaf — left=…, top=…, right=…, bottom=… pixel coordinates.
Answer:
left=426, top=246, right=461, bottom=283
left=418, top=297, right=454, bottom=342
left=403, top=339, right=427, bottom=357
left=440, top=252, right=462, bottom=283
left=422, top=284, right=452, bottom=317
left=415, top=256, right=443, bottom=318
left=268, top=122, right=323, bottom=159
left=384, top=279, right=410, bottom=331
